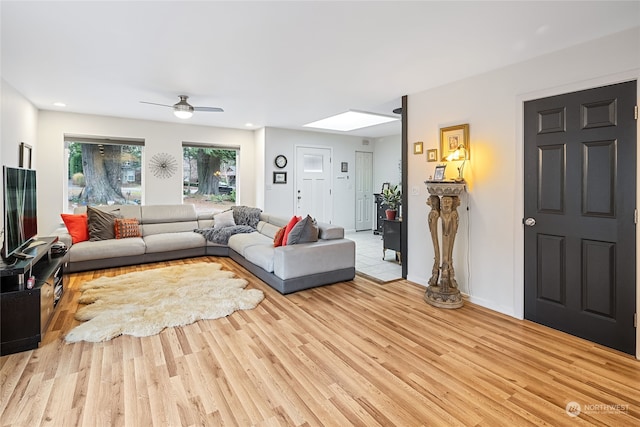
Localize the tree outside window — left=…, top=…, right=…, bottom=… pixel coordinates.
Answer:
left=67, top=141, right=142, bottom=210
left=183, top=146, right=237, bottom=213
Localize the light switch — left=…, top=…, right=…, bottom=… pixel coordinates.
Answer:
left=412, top=186, right=420, bottom=196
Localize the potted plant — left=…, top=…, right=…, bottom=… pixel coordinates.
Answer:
left=381, top=185, right=402, bottom=220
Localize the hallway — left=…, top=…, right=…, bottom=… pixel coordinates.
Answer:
left=345, top=230, right=402, bottom=283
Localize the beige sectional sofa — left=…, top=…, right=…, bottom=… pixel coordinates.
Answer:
left=55, top=204, right=355, bottom=294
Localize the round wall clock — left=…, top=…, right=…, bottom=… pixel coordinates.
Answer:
left=149, top=152, right=178, bottom=179
left=274, top=154, right=287, bottom=169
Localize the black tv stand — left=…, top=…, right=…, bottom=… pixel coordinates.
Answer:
left=1, top=236, right=66, bottom=356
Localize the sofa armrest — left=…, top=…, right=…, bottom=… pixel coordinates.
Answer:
left=273, top=239, right=355, bottom=280
left=53, top=226, right=73, bottom=247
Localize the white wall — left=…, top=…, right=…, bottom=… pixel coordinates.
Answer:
left=1, top=80, right=38, bottom=168
left=262, top=127, right=374, bottom=229
left=1, top=79, right=39, bottom=236
left=254, top=127, right=266, bottom=210
left=36, top=111, right=256, bottom=235
left=373, top=134, right=401, bottom=193
left=407, top=28, right=640, bottom=325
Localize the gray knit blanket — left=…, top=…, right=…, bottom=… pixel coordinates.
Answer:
left=194, top=225, right=256, bottom=245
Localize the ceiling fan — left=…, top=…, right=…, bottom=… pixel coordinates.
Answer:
left=140, top=95, right=223, bottom=119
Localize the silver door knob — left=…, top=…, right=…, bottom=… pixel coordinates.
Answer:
left=524, top=217, right=536, bottom=227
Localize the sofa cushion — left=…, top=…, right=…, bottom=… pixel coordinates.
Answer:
left=196, top=211, right=214, bottom=229
left=142, top=221, right=200, bottom=236
left=114, top=218, right=141, bottom=239
left=87, top=206, right=121, bottom=241
left=287, top=215, right=318, bottom=245
left=232, top=206, right=262, bottom=228
left=318, top=222, right=345, bottom=240
left=61, top=213, right=89, bottom=244
left=143, top=232, right=206, bottom=253
left=141, top=204, right=196, bottom=224
left=214, top=209, right=235, bottom=229
left=257, top=221, right=281, bottom=239
left=260, top=213, right=289, bottom=228
left=228, top=232, right=272, bottom=256
left=243, top=244, right=275, bottom=273
left=68, top=237, right=146, bottom=262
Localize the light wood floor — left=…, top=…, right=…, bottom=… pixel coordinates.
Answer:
left=1, top=257, right=638, bottom=426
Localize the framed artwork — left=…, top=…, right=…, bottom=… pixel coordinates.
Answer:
left=149, top=152, right=178, bottom=179
left=273, top=171, right=287, bottom=184
left=341, top=162, right=348, bottom=173
left=433, top=165, right=447, bottom=181
left=440, top=123, right=470, bottom=161
left=413, top=141, right=423, bottom=155
left=427, top=149, right=438, bottom=162
left=19, top=142, right=32, bottom=168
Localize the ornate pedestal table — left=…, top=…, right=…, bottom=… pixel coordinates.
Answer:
left=424, top=181, right=466, bottom=309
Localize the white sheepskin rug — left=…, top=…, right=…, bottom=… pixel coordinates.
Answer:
left=65, top=262, right=264, bottom=343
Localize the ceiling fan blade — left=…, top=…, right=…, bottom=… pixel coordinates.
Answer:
left=194, top=106, right=224, bottom=112
left=140, top=101, right=173, bottom=108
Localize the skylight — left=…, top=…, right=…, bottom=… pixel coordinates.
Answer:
left=303, top=110, right=398, bottom=132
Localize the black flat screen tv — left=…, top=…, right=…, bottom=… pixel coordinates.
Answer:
left=2, top=166, right=38, bottom=259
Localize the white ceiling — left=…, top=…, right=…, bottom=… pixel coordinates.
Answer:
left=2, top=1, right=639, bottom=138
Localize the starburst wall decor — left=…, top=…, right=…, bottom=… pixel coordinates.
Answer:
left=149, top=152, right=178, bottom=179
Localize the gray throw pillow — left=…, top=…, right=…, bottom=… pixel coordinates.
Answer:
left=286, top=214, right=318, bottom=245
left=213, top=209, right=236, bottom=230
left=232, top=206, right=262, bottom=229
left=87, top=206, right=121, bottom=241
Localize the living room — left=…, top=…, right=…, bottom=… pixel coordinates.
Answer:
left=1, top=1, right=639, bottom=425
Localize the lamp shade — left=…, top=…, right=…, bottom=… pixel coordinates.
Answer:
left=446, top=145, right=467, bottom=182
left=174, top=109, right=193, bottom=119
left=173, top=96, right=194, bottom=119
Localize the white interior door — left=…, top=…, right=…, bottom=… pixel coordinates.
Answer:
left=295, top=146, right=332, bottom=223
left=355, top=151, right=373, bottom=231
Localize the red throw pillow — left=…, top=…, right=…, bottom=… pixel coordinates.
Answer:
left=60, top=213, right=89, bottom=244
left=273, top=226, right=286, bottom=247
left=281, top=216, right=301, bottom=247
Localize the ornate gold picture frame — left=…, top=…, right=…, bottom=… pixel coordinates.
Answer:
left=427, top=149, right=438, bottom=162
left=440, top=124, right=470, bottom=161
left=413, top=141, right=423, bottom=155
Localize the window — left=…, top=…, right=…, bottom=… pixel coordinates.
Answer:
left=303, top=154, right=324, bottom=172
left=182, top=144, right=238, bottom=213
left=65, top=136, right=144, bottom=211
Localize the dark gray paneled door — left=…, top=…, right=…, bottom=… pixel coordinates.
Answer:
left=524, top=81, right=637, bottom=354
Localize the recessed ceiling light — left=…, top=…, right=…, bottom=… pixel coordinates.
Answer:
left=245, top=123, right=254, bottom=127
left=303, top=110, right=398, bottom=132
left=53, top=102, right=66, bottom=107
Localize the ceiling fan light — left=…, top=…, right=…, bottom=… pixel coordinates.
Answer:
left=172, top=95, right=194, bottom=119
left=174, top=109, right=193, bottom=119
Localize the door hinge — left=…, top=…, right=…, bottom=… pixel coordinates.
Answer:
left=635, top=209, right=638, bottom=225
left=635, top=313, right=637, bottom=328
left=635, top=105, right=638, bottom=120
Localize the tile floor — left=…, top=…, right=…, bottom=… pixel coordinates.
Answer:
left=345, top=230, right=402, bottom=282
